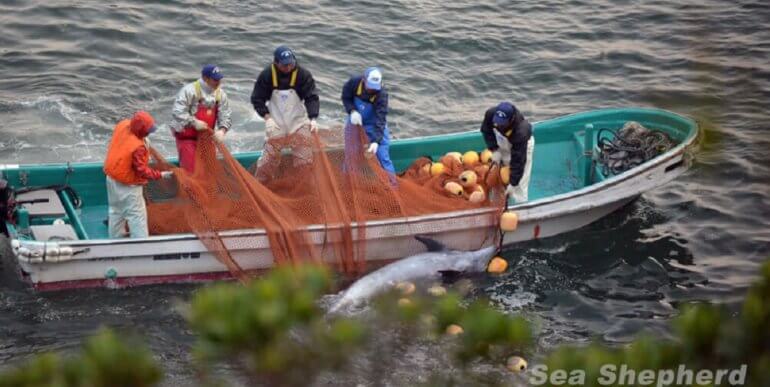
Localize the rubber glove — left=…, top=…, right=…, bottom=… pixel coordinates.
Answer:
left=491, top=150, right=503, bottom=164
left=161, top=171, right=174, bottom=179
left=214, top=129, right=226, bottom=143
left=309, top=119, right=318, bottom=133
left=264, top=117, right=277, bottom=136
left=366, top=142, right=379, bottom=158
left=193, top=119, right=209, bottom=131
left=350, top=110, right=363, bottom=126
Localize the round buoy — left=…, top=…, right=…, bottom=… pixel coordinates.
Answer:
left=480, top=149, right=493, bottom=164
left=430, top=162, right=445, bottom=176
left=459, top=170, right=478, bottom=187
left=468, top=186, right=486, bottom=203
left=444, top=181, right=464, bottom=197
left=398, top=298, right=412, bottom=307
left=445, top=324, right=464, bottom=335
left=500, top=166, right=511, bottom=185
left=445, top=152, right=462, bottom=163
left=462, top=151, right=480, bottom=167
left=500, top=211, right=518, bottom=232
left=427, top=285, right=447, bottom=296
left=487, top=257, right=508, bottom=273
left=507, top=356, right=528, bottom=373
left=395, top=281, right=416, bottom=296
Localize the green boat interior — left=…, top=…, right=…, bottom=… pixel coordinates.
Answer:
left=1, top=108, right=696, bottom=242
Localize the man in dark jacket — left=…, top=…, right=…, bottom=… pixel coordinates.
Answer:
left=250, top=46, right=320, bottom=178
left=480, top=102, right=535, bottom=202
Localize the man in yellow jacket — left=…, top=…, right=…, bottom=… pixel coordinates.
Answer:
left=103, top=111, right=173, bottom=238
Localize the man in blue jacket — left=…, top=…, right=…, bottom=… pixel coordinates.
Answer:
left=480, top=102, right=535, bottom=203
left=341, top=67, right=395, bottom=174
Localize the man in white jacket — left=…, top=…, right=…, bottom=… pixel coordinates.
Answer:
left=171, top=64, right=232, bottom=173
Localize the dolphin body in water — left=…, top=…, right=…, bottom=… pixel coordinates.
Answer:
left=328, top=236, right=497, bottom=314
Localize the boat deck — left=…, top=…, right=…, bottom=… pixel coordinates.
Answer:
left=62, top=136, right=584, bottom=240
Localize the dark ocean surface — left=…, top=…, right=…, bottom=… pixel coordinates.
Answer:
left=1, top=0, right=769, bottom=384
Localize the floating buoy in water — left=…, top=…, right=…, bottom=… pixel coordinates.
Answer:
left=462, top=151, right=479, bottom=167
left=444, top=181, right=464, bottom=197
left=445, top=324, right=464, bottom=335
left=430, top=162, right=445, bottom=176
left=459, top=170, right=477, bottom=187
left=395, top=281, right=416, bottom=296
left=427, top=284, right=447, bottom=296
left=487, top=257, right=508, bottom=273
left=507, top=356, right=528, bottom=373
left=468, top=185, right=486, bottom=203
left=500, top=211, right=518, bottom=231
left=480, top=149, right=493, bottom=164
left=500, top=166, right=510, bottom=185
left=445, top=152, right=462, bottom=163
left=398, top=298, right=412, bottom=307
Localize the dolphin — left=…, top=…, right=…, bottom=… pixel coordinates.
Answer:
left=328, top=235, right=497, bottom=314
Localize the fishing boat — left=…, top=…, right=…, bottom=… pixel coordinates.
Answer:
left=0, top=107, right=698, bottom=291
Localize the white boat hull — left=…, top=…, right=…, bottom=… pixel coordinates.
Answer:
left=8, top=142, right=690, bottom=290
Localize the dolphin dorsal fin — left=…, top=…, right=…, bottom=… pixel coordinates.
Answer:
left=415, top=235, right=447, bottom=252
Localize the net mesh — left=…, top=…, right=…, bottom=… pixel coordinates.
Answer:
left=145, top=124, right=506, bottom=281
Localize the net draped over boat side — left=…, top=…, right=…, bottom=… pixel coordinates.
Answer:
left=145, top=124, right=504, bottom=280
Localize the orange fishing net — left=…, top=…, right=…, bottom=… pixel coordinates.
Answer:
left=145, top=125, right=506, bottom=281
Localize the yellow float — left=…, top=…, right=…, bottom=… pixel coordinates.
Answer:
left=430, top=162, right=445, bottom=176
left=480, top=149, right=493, bottom=164
left=445, top=324, right=464, bottom=335
left=459, top=170, right=477, bottom=187
left=462, top=151, right=479, bottom=167
left=444, top=181, right=464, bottom=197
left=500, top=166, right=510, bottom=185
left=487, top=257, right=508, bottom=273
left=500, top=211, right=518, bottom=231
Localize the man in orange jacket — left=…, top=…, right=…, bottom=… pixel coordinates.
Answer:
left=103, top=111, right=173, bottom=238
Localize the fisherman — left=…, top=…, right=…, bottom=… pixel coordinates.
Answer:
left=480, top=102, right=535, bottom=203
left=250, top=46, right=319, bottom=176
left=103, top=111, right=173, bottom=238
left=171, top=64, right=232, bottom=173
left=341, top=66, right=395, bottom=174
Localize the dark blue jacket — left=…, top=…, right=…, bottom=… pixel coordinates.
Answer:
left=341, top=75, right=389, bottom=144
left=480, top=106, right=532, bottom=186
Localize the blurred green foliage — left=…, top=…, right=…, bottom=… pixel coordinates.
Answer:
left=188, top=264, right=367, bottom=385
left=0, top=328, right=161, bottom=387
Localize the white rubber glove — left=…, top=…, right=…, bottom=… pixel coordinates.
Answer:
left=161, top=171, right=174, bottom=179
left=264, top=117, right=277, bottom=136
left=366, top=142, right=379, bottom=158
left=214, top=129, right=226, bottom=143
left=192, top=119, right=209, bottom=131
left=350, top=110, right=363, bottom=126
left=505, top=184, right=515, bottom=198
left=491, top=150, right=503, bottom=164
left=308, top=119, right=318, bottom=133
